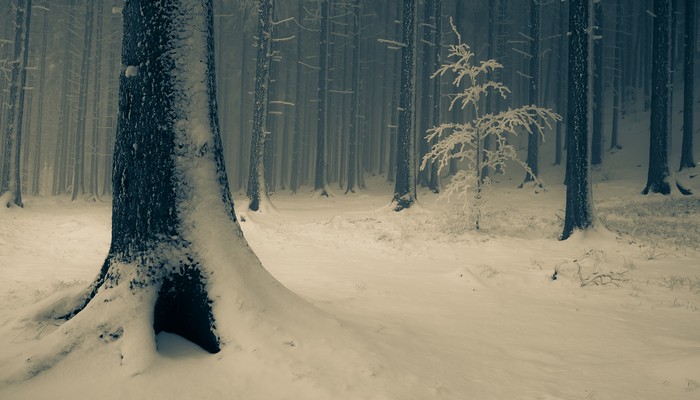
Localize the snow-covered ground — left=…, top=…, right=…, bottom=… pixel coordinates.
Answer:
left=1, top=114, right=699, bottom=399
left=0, top=170, right=699, bottom=399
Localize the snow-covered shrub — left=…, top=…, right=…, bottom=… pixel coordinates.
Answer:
left=421, top=20, right=560, bottom=231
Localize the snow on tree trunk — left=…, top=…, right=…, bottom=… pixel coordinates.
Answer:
left=1, top=0, right=31, bottom=207
left=6, top=0, right=383, bottom=382
left=11, top=0, right=32, bottom=207
left=246, top=0, right=272, bottom=211
left=561, top=0, right=593, bottom=240
left=642, top=0, right=672, bottom=195
left=679, top=0, right=696, bottom=170
left=392, top=0, right=417, bottom=211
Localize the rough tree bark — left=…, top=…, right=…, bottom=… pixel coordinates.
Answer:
left=642, top=0, right=673, bottom=195
left=34, top=0, right=298, bottom=360
left=1, top=0, right=31, bottom=207
left=246, top=0, right=272, bottom=211
left=561, top=0, right=593, bottom=240
left=392, top=0, right=417, bottom=211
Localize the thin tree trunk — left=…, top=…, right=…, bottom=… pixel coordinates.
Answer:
left=610, top=0, right=624, bottom=151
left=246, top=0, right=272, bottom=211
left=345, top=0, right=362, bottom=193
left=417, top=0, right=434, bottom=188
left=71, top=0, right=96, bottom=201
left=32, top=7, right=49, bottom=195
left=428, top=0, right=442, bottom=193
left=53, top=0, right=76, bottom=196
left=679, top=0, right=696, bottom=170
left=290, top=2, right=303, bottom=194
left=2, top=0, right=32, bottom=207
left=237, top=9, right=250, bottom=192
left=313, top=0, right=331, bottom=196
left=554, top=0, right=566, bottom=165
left=591, top=0, right=604, bottom=166
left=523, top=0, right=541, bottom=185
left=90, top=0, right=105, bottom=198
left=1, top=0, right=25, bottom=204
left=387, top=1, right=401, bottom=183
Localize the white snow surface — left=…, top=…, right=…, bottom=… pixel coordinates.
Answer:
left=1, top=161, right=699, bottom=399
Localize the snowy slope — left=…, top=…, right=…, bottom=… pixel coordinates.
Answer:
left=0, top=111, right=699, bottom=399
left=0, top=174, right=699, bottom=399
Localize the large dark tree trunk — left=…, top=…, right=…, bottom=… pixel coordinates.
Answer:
left=642, top=0, right=672, bottom=195
left=591, top=0, right=604, bottom=166
left=392, top=0, right=417, bottom=211
left=246, top=0, right=272, bottom=211
left=48, top=0, right=289, bottom=358
left=561, top=0, right=593, bottom=240
left=679, top=0, right=696, bottom=170
left=522, top=0, right=540, bottom=185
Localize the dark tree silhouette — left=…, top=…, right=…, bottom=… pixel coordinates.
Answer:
left=591, top=0, right=604, bottom=166
left=522, top=0, right=541, bottom=185
left=247, top=0, right=273, bottom=210
left=679, top=0, right=696, bottom=171
left=561, top=0, right=592, bottom=240
left=610, top=0, right=623, bottom=151
left=34, top=0, right=300, bottom=359
left=314, top=0, right=331, bottom=197
left=1, top=0, right=31, bottom=208
left=642, top=0, right=673, bottom=195
left=393, top=0, right=417, bottom=211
